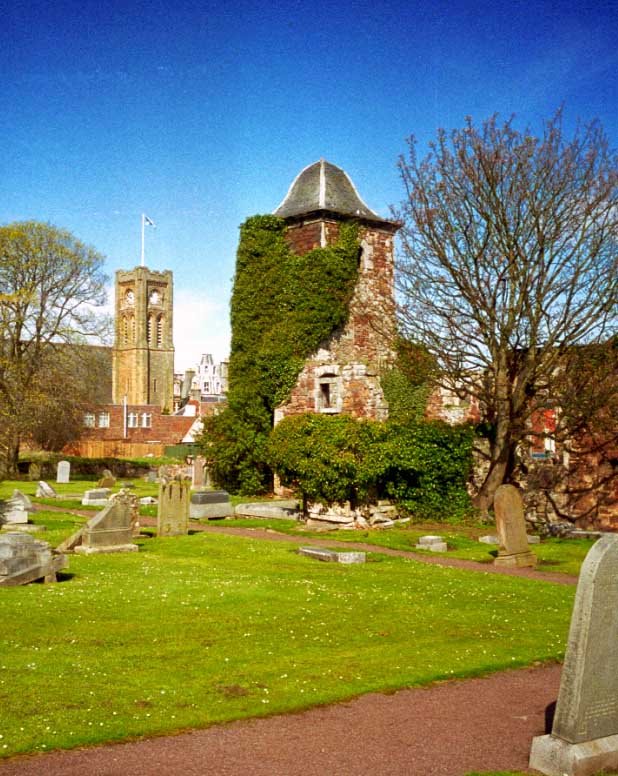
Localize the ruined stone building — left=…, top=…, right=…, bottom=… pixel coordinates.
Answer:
left=273, top=159, right=400, bottom=424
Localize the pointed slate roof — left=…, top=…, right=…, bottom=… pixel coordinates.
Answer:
left=274, top=159, right=384, bottom=222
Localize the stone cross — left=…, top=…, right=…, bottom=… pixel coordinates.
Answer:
left=56, top=460, right=71, bottom=484
left=493, top=484, right=536, bottom=568
left=530, top=535, right=618, bottom=775
left=157, top=478, right=190, bottom=537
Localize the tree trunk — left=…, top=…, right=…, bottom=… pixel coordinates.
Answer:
left=473, top=378, right=513, bottom=517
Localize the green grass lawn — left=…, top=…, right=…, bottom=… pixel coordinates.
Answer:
left=0, top=506, right=576, bottom=759
left=209, top=517, right=593, bottom=576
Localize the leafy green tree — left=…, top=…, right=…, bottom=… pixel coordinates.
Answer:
left=0, top=221, right=109, bottom=475
left=395, top=111, right=618, bottom=514
left=267, top=412, right=473, bottom=520
left=267, top=414, right=385, bottom=510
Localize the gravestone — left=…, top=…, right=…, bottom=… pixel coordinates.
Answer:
left=479, top=535, right=500, bottom=544
left=157, top=478, right=190, bottom=537
left=191, top=456, right=206, bottom=488
left=493, top=484, right=536, bottom=568
left=74, top=498, right=139, bottom=555
left=12, top=490, right=33, bottom=511
left=415, top=535, right=448, bottom=552
left=204, top=465, right=214, bottom=489
left=235, top=501, right=300, bottom=520
left=0, top=499, right=29, bottom=525
left=0, top=533, right=66, bottom=586
left=56, top=460, right=70, bottom=484
left=36, top=481, right=56, bottom=498
left=190, top=490, right=233, bottom=519
left=28, top=462, right=41, bottom=481
left=81, top=488, right=111, bottom=506
left=299, top=547, right=365, bottom=564
left=110, top=488, right=141, bottom=537
left=530, top=535, right=618, bottom=775
left=97, top=470, right=116, bottom=488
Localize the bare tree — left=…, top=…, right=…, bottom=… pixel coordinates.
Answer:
left=0, top=221, right=110, bottom=474
left=394, top=111, right=618, bottom=514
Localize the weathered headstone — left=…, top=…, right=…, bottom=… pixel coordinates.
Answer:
left=56, top=460, right=70, bottom=484
left=1, top=494, right=43, bottom=533
left=110, top=488, right=140, bottom=537
left=157, top=478, right=190, bottom=536
left=74, top=498, right=139, bottom=555
left=28, top=462, right=41, bottom=481
left=0, top=533, right=66, bottom=586
left=530, top=535, right=618, bottom=775
left=493, top=484, right=536, bottom=568
left=146, top=470, right=157, bottom=483
left=11, top=490, right=33, bottom=511
left=36, top=481, right=56, bottom=498
left=299, top=547, right=365, bottom=564
left=204, top=465, right=214, bottom=489
left=81, top=488, right=111, bottom=506
left=191, top=456, right=206, bottom=489
left=415, top=535, right=448, bottom=552
left=190, top=490, right=233, bottom=519
left=97, top=471, right=116, bottom=488
left=0, top=499, right=29, bottom=525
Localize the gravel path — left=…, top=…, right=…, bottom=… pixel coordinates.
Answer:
left=0, top=664, right=561, bottom=776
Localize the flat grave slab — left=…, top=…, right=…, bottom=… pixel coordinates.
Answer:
left=299, top=546, right=366, bottom=564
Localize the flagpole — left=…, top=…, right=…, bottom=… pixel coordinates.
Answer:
left=140, top=213, right=145, bottom=267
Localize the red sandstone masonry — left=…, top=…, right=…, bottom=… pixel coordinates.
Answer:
left=277, top=219, right=397, bottom=423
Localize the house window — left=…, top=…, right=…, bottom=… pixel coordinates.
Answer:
left=98, top=412, right=110, bottom=428
left=84, top=413, right=95, bottom=428
left=128, top=412, right=138, bottom=428
left=141, top=413, right=152, bottom=428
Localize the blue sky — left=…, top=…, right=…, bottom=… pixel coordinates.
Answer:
left=2, top=0, right=617, bottom=370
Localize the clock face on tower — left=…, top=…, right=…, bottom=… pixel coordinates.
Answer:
left=149, top=289, right=160, bottom=305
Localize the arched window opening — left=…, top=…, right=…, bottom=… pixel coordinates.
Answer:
left=147, top=315, right=155, bottom=346
left=157, top=315, right=164, bottom=347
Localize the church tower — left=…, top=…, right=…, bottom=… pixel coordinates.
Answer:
left=112, top=266, right=175, bottom=410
